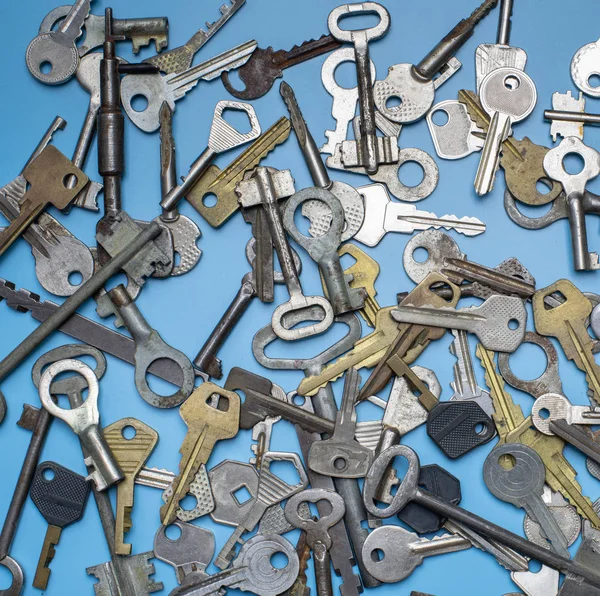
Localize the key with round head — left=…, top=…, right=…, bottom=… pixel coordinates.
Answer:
left=483, top=444, right=570, bottom=557
left=474, top=67, right=537, bottom=195
left=533, top=393, right=600, bottom=433
left=571, top=37, right=600, bottom=98
left=30, top=462, right=90, bottom=590
left=363, top=445, right=600, bottom=586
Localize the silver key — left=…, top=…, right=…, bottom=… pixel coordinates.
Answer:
left=26, top=0, right=91, bottom=84
left=512, top=565, right=560, bottom=596
left=392, top=294, right=527, bottom=352
left=571, top=37, right=600, bottom=98
left=354, top=182, right=485, bottom=246
left=121, top=42, right=257, bottom=132
left=250, top=383, right=286, bottom=468
left=548, top=91, right=586, bottom=141
left=474, top=67, right=537, bottom=195
left=38, top=359, right=124, bottom=491
left=532, top=393, right=600, bottom=434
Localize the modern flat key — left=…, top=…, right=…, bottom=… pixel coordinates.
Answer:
left=223, top=35, right=342, bottom=100
left=391, top=294, right=527, bottom=352
left=474, top=67, right=537, bottom=195
left=571, top=36, right=600, bottom=98
left=374, top=0, right=496, bottom=123
left=483, top=444, right=570, bottom=557
left=30, top=462, right=90, bottom=589
left=122, top=43, right=257, bottom=132
left=533, top=393, right=600, bottom=433
left=354, top=183, right=485, bottom=246
left=144, top=0, right=246, bottom=74
left=26, top=0, right=91, bottom=84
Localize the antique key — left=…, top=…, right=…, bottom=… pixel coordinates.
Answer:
left=160, top=383, right=240, bottom=525
left=30, top=462, right=90, bottom=589
left=103, top=418, right=158, bottom=555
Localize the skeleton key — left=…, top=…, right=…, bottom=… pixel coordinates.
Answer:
left=160, top=383, right=240, bottom=526
left=474, top=67, right=537, bottom=195
left=26, top=0, right=91, bottom=84
left=122, top=42, right=257, bottom=133
left=144, top=0, right=246, bottom=74
left=223, top=35, right=342, bottom=100
left=0, top=146, right=88, bottom=258
left=103, top=418, right=158, bottom=555
left=546, top=91, right=586, bottom=141
left=533, top=280, right=600, bottom=405
left=308, top=369, right=372, bottom=478
left=30, top=461, right=90, bottom=590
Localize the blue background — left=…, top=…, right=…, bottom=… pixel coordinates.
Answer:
left=1, top=0, right=600, bottom=594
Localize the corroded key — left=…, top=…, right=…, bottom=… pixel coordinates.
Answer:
left=186, top=117, right=291, bottom=227
left=103, top=418, right=158, bottom=555
left=533, top=280, right=600, bottom=405
left=160, top=384, right=240, bottom=525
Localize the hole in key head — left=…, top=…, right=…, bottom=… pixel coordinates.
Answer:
left=333, top=61, right=358, bottom=90
left=499, top=453, right=516, bottom=470
left=268, top=460, right=301, bottom=486
left=474, top=422, right=487, bottom=436
left=337, top=10, right=382, bottom=31
left=536, top=178, right=553, bottom=195
left=68, top=271, right=83, bottom=286
left=398, top=161, right=424, bottom=188
left=370, top=548, right=385, bottom=562
left=40, top=61, right=53, bottom=74
left=270, top=552, right=289, bottom=570
left=0, top=562, right=13, bottom=589
left=505, top=342, right=549, bottom=382
left=431, top=109, right=449, bottom=126
left=232, top=485, right=253, bottom=507
left=563, top=152, right=585, bottom=175
left=165, top=524, right=182, bottom=541
left=202, top=192, right=218, bottom=208
left=543, top=290, right=567, bottom=310
left=180, top=494, right=198, bottom=511
left=42, top=467, right=55, bottom=482
left=131, top=94, right=149, bottom=113
left=539, top=408, right=550, bottom=420
left=63, top=174, right=77, bottom=188
left=334, top=457, right=348, bottom=472
left=145, top=358, right=183, bottom=397
left=293, top=394, right=306, bottom=406
left=121, top=425, right=137, bottom=440
left=221, top=108, right=252, bottom=134
left=413, top=247, right=429, bottom=263
left=508, top=318, right=520, bottom=330
left=386, top=96, right=402, bottom=109
left=589, top=74, right=600, bottom=88
left=503, top=75, right=520, bottom=90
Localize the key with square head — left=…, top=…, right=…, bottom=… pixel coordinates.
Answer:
left=160, top=383, right=240, bottom=526
left=26, top=0, right=91, bottom=84
left=354, top=183, right=486, bottom=246
left=533, top=280, right=600, bottom=405
left=474, top=67, right=537, bottom=195
left=103, top=418, right=158, bottom=555
left=374, top=0, right=497, bottom=124
left=30, top=461, right=90, bottom=589
left=0, top=146, right=88, bottom=258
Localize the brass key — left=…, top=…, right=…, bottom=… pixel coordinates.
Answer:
left=0, top=146, right=88, bottom=257
left=103, top=418, right=158, bottom=555
left=185, top=117, right=291, bottom=227
left=533, top=279, right=600, bottom=405
left=160, top=383, right=240, bottom=525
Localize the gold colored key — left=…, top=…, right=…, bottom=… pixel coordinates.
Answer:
left=533, top=279, right=600, bottom=405
left=103, top=418, right=158, bottom=555
left=160, top=383, right=240, bottom=525
left=186, top=117, right=291, bottom=227
left=321, top=243, right=381, bottom=327
left=459, top=89, right=562, bottom=207
left=0, top=146, right=88, bottom=257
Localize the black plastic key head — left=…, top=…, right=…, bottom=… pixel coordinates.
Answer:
left=397, top=464, right=462, bottom=533
left=30, top=462, right=90, bottom=528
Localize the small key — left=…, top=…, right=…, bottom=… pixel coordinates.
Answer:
left=30, top=462, right=90, bottom=589
left=122, top=43, right=257, bottom=133
left=0, top=146, right=88, bottom=258
left=363, top=526, right=471, bottom=583
left=374, top=0, right=496, bottom=123
left=571, top=36, right=600, bottom=98
left=474, top=67, right=537, bottom=195
left=392, top=294, right=527, bottom=352
left=354, top=183, right=486, bottom=246
left=38, top=359, right=124, bottom=491
left=546, top=91, right=587, bottom=141
left=284, top=489, right=346, bottom=596
left=484, top=444, right=570, bottom=557
left=161, top=383, right=240, bottom=525
left=144, top=0, right=246, bottom=74
left=26, top=0, right=91, bottom=84
left=282, top=531, right=312, bottom=596
left=103, top=418, right=158, bottom=555
left=223, top=35, right=342, bottom=100
left=533, top=393, right=600, bottom=434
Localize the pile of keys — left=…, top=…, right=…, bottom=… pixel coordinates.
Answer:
left=3, top=0, right=600, bottom=594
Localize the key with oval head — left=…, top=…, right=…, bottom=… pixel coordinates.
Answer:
left=483, top=444, right=570, bottom=558
left=30, top=461, right=90, bottom=589
left=103, top=418, right=158, bottom=555
left=284, top=489, right=346, bottom=596
left=475, top=67, right=537, bottom=195
left=26, top=0, right=91, bottom=84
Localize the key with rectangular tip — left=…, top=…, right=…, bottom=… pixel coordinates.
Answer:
left=0, top=146, right=88, bottom=258
left=102, top=418, right=158, bottom=555
left=30, top=462, right=90, bottom=589
left=474, top=67, right=537, bottom=196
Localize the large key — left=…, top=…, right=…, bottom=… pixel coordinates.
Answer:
left=121, top=42, right=257, bottom=132
left=160, top=383, right=240, bottom=525
left=533, top=280, right=600, bottom=404
left=103, top=418, right=158, bottom=555
left=483, top=444, right=570, bottom=557
left=374, top=0, right=496, bottom=124
left=30, top=462, right=90, bottom=589
left=474, top=67, right=537, bottom=195
left=26, top=0, right=91, bottom=84
left=354, top=183, right=486, bottom=246
left=0, top=146, right=88, bottom=258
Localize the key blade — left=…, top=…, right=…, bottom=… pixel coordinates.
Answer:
left=392, top=208, right=486, bottom=237
left=392, top=303, right=488, bottom=326
left=59, top=0, right=91, bottom=40
left=33, top=525, right=62, bottom=590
